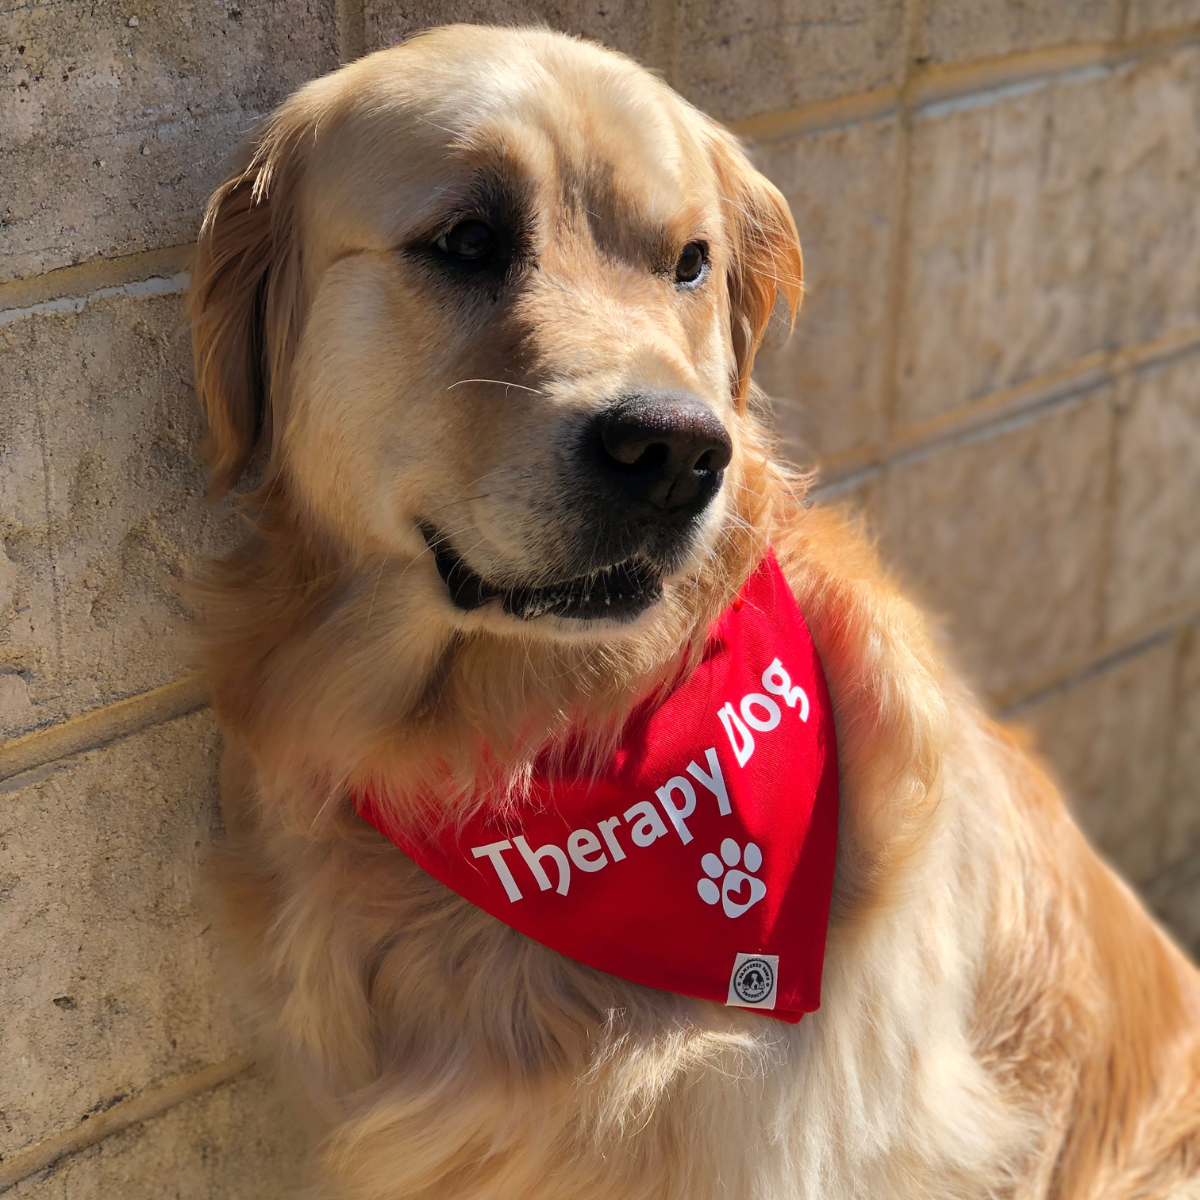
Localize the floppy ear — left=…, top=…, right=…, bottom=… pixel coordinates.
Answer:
left=708, top=126, right=804, bottom=408
left=189, top=115, right=309, bottom=498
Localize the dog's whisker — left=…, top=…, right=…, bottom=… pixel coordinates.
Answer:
left=307, top=783, right=342, bottom=834
left=364, top=555, right=387, bottom=631
left=441, top=492, right=492, bottom=508
left=447, top=378, right=545, bottom=396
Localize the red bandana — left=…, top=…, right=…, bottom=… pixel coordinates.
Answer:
left=358, top=551, right=838, bottom=1022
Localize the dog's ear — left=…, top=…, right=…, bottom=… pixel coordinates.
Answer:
left=707, top=126, right=803, bottom=408
left=189, top=114, right=309, bottom=498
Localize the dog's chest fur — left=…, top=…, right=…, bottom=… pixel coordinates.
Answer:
left=225, top=718, right=1041, bottom=1200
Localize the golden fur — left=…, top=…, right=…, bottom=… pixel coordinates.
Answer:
left=188, top=26, right=1200, bottom=1199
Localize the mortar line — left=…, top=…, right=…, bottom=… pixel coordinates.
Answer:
left=651, top=0, right=681, bottom=91
left=0, top=244, right=193, bottom=315
left=1093, top=375, right=1130, bottom=650
left=1157, top=622, right=1196, bottom=856
left=999, top=604, right=1200, bottom=715
left=335, top=0, right=366, bottom=63
left=877, top=0, right=926, bottom=448
left=729, top=85, right=900, bottom=142
left=904, top=0, right=932, bottom=68
left=811, top=369, right=1107, bottom=494
left=33, top=404, right=64, bottom=685
left=0, top=1052, right=256, bottom=1192
left=902, top=21, right=1200, bottom=106
left=0, top=675, right=209, bottom=784
left=908, top=41, right=1110, bottom=113
left=0, top=270, right=191, bottom=328
left=731, top=21, right=1200, bottom=145
left=1115, top=0, right=1135, bottom=43
left=809, top=321, right=1200, bottom=489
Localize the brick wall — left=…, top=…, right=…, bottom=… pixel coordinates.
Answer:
left=2, top=1, right=1198, bottom=1192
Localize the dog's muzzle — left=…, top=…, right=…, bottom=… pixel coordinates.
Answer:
left=423, top=394, right=730, bottom=622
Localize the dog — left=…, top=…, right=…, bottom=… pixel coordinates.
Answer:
left=188, top=24, right=1200, bottom=1199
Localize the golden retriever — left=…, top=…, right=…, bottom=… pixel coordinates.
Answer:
left=188, top=24, right=1200, bottom=1199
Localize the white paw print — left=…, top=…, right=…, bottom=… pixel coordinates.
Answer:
left=697, top=838, right=767, bottom=918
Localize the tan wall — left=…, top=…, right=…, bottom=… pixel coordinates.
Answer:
left=2, top=0, right=1199, bottom=1192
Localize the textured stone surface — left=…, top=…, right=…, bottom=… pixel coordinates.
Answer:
left=875, top=391, right=1113, bottom=699
left=674, top=0, right=907, bottom=120
left=11, top=1069, right=307, bottom=1199
left=1107, top=48, right=1200, bottom=349
left=1017, top=639, right=1177, bottom=886
left=1022, top=624, right=1200, bottom=957
left=754, top=116, right=900, bottom=464
left=0, top=292, right=236, bottom=741
left=0, top=0, right=338, bottom=281
left=895, top=69, right=1114, bottom=428
left=1105, top=352, right=1200, bottom=639
left=918, top=0, right=1120, bottom=64
left=896, top=50, right=1200, bottom=429
left=0, top=712, right=246, bottom=1157
left=1126, top=0, right=1200, bottom=35
left=4, top=111, right=271, bottom=287
left=363, top=0, right=668, bottom=69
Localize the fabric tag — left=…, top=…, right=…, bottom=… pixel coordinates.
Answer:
left=726, top=952, right=780, bottom=1010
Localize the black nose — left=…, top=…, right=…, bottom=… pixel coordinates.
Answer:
left=589, top=396, right=732, bottom=515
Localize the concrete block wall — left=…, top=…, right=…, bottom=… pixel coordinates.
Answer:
left=2, top=0, right=1198, bottom=1191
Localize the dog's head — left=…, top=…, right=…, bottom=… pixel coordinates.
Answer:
left=191, top=26, right=801, bottom=640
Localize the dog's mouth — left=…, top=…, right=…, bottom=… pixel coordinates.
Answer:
left=420, top=524, right=663, bottom=622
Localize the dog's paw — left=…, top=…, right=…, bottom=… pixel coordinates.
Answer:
left=697, top=838, right=766, bottom=918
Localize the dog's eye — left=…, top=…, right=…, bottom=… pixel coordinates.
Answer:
left=675, top=242, right=708, bottom=286
left=437, top=220, right=496, bottom=262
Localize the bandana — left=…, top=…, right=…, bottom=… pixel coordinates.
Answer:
left=358, top=551, right=839, bottom=1022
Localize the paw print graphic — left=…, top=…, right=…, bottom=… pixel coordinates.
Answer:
left=697, top=838, right=766, bottom=918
